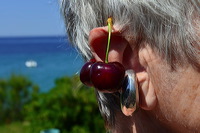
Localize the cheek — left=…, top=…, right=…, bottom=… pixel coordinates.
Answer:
left=137, top=44, right=200, bottom=131
left=168, top=70, right=200, bottom=130
left=149, top=62, right=200, bottom=131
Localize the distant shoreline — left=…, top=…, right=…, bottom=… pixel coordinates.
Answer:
left=0, top=35, right=67, bottom=40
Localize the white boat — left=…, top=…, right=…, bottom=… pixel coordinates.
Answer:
left=25, top=60, right=37, bottom=68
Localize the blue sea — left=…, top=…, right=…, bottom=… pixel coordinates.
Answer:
left=0, top=36, right=84, bottom=92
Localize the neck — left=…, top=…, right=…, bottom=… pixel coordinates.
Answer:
left=113, top=109, right=172, bottom=133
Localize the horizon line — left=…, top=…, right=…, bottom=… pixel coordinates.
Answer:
left=0, top=35, right=67, bottom=39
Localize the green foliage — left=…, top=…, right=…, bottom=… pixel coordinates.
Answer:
left=23, top=75, right=106, bottom=133
left=0, top=74, right=106, bottom=133
left=0, top=122, right=33, bottom=133
left=0, top=75, right=39, bottom=124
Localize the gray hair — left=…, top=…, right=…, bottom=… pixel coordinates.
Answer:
left=61, top=0, right=200, bottom=130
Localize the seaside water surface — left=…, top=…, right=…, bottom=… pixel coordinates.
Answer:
left=0, top=36, right=84, bottom=92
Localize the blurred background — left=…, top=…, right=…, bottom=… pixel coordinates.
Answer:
left=0, top=0, right=105, bottom=133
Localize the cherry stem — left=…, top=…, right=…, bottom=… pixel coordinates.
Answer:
left=105, top=17, right=112, bottom=63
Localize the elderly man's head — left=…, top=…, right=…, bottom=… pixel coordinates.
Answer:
left=61, top=0, right=200, bottom=132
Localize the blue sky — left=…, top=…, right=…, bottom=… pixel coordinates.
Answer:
left=0, top=0, right=66, bottom=37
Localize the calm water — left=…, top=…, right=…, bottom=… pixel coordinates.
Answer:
left=0, top=36, right=84, bottom=92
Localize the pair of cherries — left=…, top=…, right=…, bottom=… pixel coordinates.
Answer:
left=80, top=17, right=125, bottom=93
left=80, top=59, right=125, bottom=93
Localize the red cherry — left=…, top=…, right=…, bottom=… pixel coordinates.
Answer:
left=90, top=62, right=125, bottom=93
left=80, top=59, right=96, bottom=86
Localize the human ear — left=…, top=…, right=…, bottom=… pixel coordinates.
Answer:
left=89, top=26, right=157, bottom=111
left=89, top=26, right=128, bottom=63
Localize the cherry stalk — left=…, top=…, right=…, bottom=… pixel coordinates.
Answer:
left=105, top=17, right=112, bottom=63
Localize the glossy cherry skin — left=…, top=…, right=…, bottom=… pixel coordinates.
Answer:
left=80, top=59, right=96, bottom=86
left=90, top=62, right=125, bottom=93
